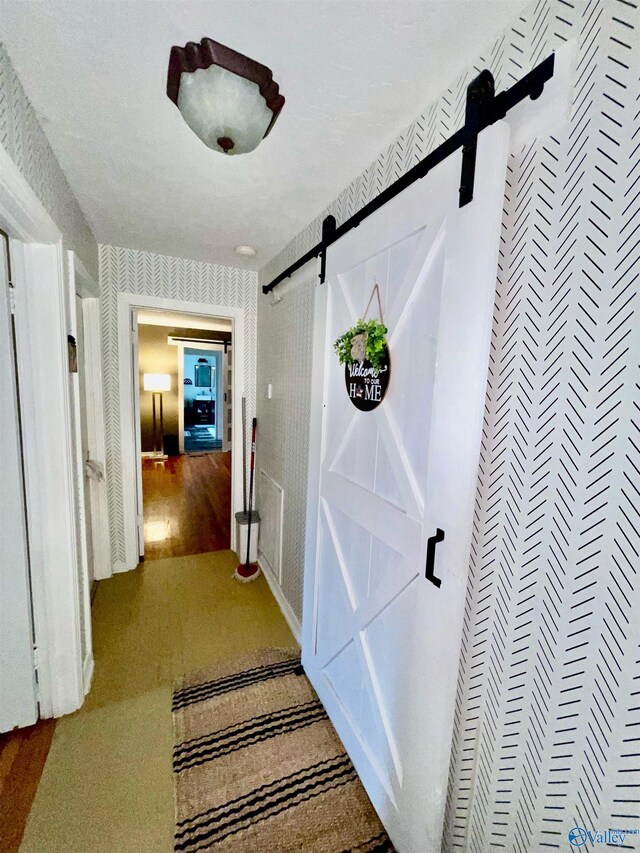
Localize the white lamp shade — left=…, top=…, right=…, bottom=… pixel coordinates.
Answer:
left=143, top=373, right=171, bottom=392
left=178, top=65, right=273, bottom=155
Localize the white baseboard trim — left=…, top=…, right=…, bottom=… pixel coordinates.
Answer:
left=92, top=562, right=112, bottom=581
left=83, top=655, right=94, bottom=696
left=112, top=559, right=137, bottom=574
left=259, top=556, right=301, bottom=645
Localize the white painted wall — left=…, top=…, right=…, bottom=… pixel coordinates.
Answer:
left=0, top=44, right=97, bottom=276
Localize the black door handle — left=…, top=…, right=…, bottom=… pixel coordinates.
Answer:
left=425, top=528, right=445, bottom=587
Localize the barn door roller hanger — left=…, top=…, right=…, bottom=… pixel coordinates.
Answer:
left=263, top=53, right=554, bottom=295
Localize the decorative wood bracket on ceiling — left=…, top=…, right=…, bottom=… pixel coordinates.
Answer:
left=262, top=53, right=554, bottom=295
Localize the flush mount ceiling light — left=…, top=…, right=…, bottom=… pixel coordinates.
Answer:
left=167, top=38, right=285, bottom=156
left=235, top=245, right=257, bottom=257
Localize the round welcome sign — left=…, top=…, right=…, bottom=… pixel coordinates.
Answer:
left=344, top=346, right=391, bottom=411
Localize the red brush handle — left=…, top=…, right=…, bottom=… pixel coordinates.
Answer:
left=245, top=417, right=258, bottom=570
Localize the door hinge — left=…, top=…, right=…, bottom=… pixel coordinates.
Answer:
left=32, top=644, right=44, bottom=709
left=8, top=286, right=16, bottom=315
left=136, top=514, right=143, bottom=527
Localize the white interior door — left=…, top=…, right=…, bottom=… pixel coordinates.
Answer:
left=303, top=123, right=509, bottom=851
left=0, top=234, right=38, bottom=731
left=223, top=343, right=232, bottom=453
left=66, top=279, right=94, bottom=693
left=74, top=293, right=94, bottom=584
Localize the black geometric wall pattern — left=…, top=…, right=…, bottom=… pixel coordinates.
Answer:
left=258, top=1, right=639, bottom=851
left=99, top=244, right=258, bottom=569
left=444, top=1, right=640, bottom=850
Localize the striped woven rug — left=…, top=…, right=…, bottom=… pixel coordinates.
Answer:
left=172, top=648, right=395, bottom=853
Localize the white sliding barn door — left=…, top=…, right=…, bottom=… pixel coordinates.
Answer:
left=303, top=123, right=510, bottom=851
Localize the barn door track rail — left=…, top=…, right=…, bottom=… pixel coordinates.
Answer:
left=263, top=53, right=554, bottom=295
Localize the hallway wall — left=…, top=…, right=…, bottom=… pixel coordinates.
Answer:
left=257, top=1, right=640, bottom=849
left=99, top=244, right=257, bottom=570
left=0, top=43, right=97, bottom=276
left=256, top=274, right=316, bottom=623
left=137, top=323, right=180, bottom=453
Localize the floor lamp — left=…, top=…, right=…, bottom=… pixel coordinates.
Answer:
left=143, top=373, right=170, bottom=460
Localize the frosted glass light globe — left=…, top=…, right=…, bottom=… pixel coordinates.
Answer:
left=178, top=65, right=273, bottom=155
left=167, top=38, right=284, bottom=156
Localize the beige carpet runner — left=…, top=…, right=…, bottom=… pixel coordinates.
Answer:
left=172, top=648, right=395, bottom=853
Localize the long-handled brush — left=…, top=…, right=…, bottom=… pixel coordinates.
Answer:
left=234, top=417, right=260, bottom=582
left=241, top=397, right=247, bottom=513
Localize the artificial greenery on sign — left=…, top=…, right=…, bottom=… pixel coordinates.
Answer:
left=334, top=318, right=389, bottom=371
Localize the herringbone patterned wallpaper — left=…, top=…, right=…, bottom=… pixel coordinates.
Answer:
left=258, top=1, right=640, bottom=849
left=256, top=275, right=316, bottom=621
left=99, top=244, right=258, bottom=568
left=0, top=43, right=97, bottom=274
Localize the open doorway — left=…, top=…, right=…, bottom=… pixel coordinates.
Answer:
left=183, top=347, right=222, bottom=453
left=135, top=309, right=233, bottom=560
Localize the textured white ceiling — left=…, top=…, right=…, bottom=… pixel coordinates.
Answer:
left=0, top=0, right=528, bottom=269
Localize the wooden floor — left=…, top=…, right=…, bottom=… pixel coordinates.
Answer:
left=0, top=719, right=56, bottom=853
left=142, top=451, right=231, bottom=560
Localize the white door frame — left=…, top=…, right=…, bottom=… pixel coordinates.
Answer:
left=0, top=145, right=89, bottom=717
left=0, top=229, right=38, bottom=731
left=177, top=340, right=185, bottom=453
left=118, top=293, right=245, bottom=571
left=69, top=252, right=111, bottom=581
left=175, top=339, right=225, bottom=453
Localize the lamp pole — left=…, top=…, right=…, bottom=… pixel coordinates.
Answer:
left=143, top=374, right=170, bottom=460
left=152, top=390, right=165, bottom=456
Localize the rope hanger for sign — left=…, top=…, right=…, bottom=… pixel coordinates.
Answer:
left=344, top=282, right=387, bottom=366
left=362, top=282, right=385, bottom=327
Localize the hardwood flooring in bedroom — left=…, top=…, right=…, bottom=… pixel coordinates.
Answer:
left=141, top=451, right=231, bottom=560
